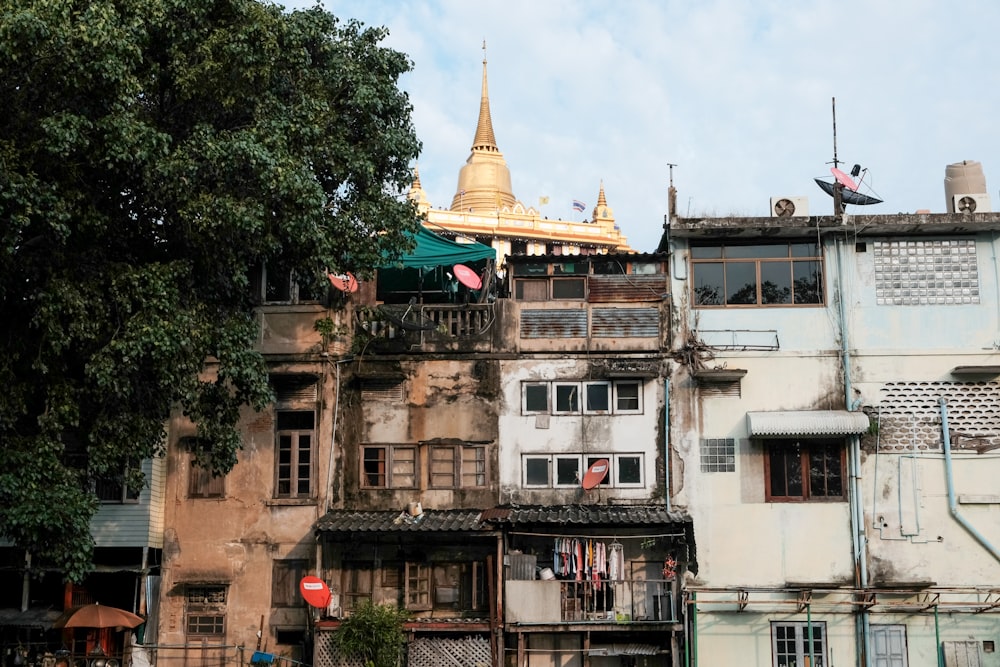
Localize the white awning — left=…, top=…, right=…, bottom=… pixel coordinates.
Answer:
left=746, top=410, right=870, bottom=437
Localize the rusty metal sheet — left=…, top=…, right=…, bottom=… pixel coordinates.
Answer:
left=520, top=309, right=587, bottom=338
left=588, top=275, right=668, bottom=302
left=592, top=308, right=659, bottom=338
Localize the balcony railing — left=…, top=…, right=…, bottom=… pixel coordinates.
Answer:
left=506, top=578, right=676, bottom=624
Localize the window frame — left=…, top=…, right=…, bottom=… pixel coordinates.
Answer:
left=690, top=241, right=825, bottom=308
left=553, top=383, right=581, bottom=414
left=583, top=381, right=611, bottom=414
left=613, top=381, right=643, bottom=413
left=185, top=585, right=227, bottom=638
left=764, top=438, right=847, bottom=502
left=341, top=561, right=374, bottom=611
left=522, top=453, right=644, bottom=489
left=275, top=410, right=315, bottom=499
left=271, top=559, right=309, bottom=608
left=771, top=621, right=827, bottom=667
left=95, top=460, right=141, bottom=504
left=522, top=382, right=550, bottom=414
left=361, top=444, right=418, bottom=490
left=522, top=380, right=645, bottom=416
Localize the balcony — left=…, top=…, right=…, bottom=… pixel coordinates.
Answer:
left=505, top=578, right=676, bottom=625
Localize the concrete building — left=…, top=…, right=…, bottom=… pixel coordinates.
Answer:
left=663, top=170, right=1000, bottom=666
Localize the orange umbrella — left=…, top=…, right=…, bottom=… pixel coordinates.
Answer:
left=53, top=603, right=144, bottom=629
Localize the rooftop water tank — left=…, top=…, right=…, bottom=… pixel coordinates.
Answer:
left=944, top=160, right=990, bottom=213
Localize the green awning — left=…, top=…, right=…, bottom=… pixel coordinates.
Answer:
left=381, top=225, right=495, bottom=269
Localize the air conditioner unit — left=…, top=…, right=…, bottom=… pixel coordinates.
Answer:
left=770, top=196, right=809, bottom=218
left=952, top=193, right=991, bottom=214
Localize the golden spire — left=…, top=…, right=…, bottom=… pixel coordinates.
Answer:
left=592, top=180, right=614, bottom=222
left=471, top=40, right=498, bottom=152
left=597, top=180, right=608, bottom=207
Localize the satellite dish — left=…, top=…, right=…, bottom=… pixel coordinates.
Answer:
left=830, top=167, right=858, bottom=192
left=328, top=272, right=358, bottom=293
left=452, top=264, right=482, bottom=290
left=581, top=459, right=610, bottom=490
left=299, top=576, right=332, bottom=608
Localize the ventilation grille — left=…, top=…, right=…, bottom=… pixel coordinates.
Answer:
left=875, top=381, right=1000, bottom=451
left=271, top=375, right=318, bottom=403
left=360, top=379, right=404, bottom=402
left=697, top=380, right=742, bottom=398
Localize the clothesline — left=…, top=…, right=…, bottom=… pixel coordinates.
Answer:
left=507, top=530, right=687, bottom=540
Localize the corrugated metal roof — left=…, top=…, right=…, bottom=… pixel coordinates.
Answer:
left=587, top=275, right=668, bottom=303
left=589, top=644, right=663, bottom=656
left=746, top=410, right=870, bottom=437
left=482, top=504, right=691, bottom=526
left=315, top=509, right=487, bottom=533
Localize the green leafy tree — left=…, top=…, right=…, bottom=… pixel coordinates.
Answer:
left=333, top=600, right=408, bottom=667
left=0, top=0, right=421, bottom=581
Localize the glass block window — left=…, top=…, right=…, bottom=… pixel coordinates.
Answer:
left=873, top=239, right=979, bottom=305
left=700, top=438, right=735, bottom=472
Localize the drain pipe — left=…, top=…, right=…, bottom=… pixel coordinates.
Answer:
left=836, top=238, right=871, bottom=667
left=939, top=398, right=1000, bottom=562
left=664, top=378, right=671, bottom=512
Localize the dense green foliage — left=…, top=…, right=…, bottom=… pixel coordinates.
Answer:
left=333, top=600, right=408, bottom=667
left=0, top=0, right=421, bottom=580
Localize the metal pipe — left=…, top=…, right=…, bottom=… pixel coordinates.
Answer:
left=664, top=379, right=671, bottom=511
left=691, top=591, right=698, bottom=667
left=939, top=398, right=1000, bottom=562
left=836, top=238, right=870, bottom=667
left=934, top=603, right=942, bottom=667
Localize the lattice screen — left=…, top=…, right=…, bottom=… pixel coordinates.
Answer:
left=314, top=631, right=369, bottom=667
left=873, top=381, right=1000, bottom=451
left=408, top=636, right=491, bottom=667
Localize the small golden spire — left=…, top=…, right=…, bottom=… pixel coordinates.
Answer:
left=471, top=41, right=498, bottom=152
left=597, top=180, right=608, bottom=207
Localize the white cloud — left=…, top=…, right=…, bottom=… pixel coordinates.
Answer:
left=281, top=0, right=1000, bottom=250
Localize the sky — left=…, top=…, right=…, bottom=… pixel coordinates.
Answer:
left=279, top=0, right=1000, bottom=252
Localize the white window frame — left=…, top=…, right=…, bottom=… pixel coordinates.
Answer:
left=523, top=453, right=644, bottom=489
left=523, top=455, right=552, bottom=488
left=771, top=621, right=827, bottom=667
left=553, top=455, right=583, bottom=487
left=613, top=380, right=643, bottom=413
left=553, top=383, right=581, bottom=414
left=583, top=382, right=611, bottom=414
left=522, top=382, right=550, bottom=414
left=613, top=454, right=644, bottom=487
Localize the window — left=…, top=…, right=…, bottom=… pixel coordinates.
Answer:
left=554, top=384, right=580, bottom=414
left=276, top=411, right=314, bottom=498
left=405, top=562, right=431, bottom=610
left=272, top=559, right=309, bottom=607
left=523, top=380, right=644, bottom=415
left=429, top=445, right=457, bottom=488
left=461, top=446, right=487, bottom=487
left=691, top=242, right=823, bottom=307
left=189, top=457, right=225, bottom=498
left=342, top=562, right=373, bottom=611
left=584, top=382, right=610, bottom=413
left=403, top=562, right=486, bottom=612
left=185, top=585, right=227, bottom=637
left=551, top=277, right=586, bottom=299
left=523, top=383, right=550, bottom=413
left=95, top=460, right=141, bottom=504
left=771, top=621, right=826, bottom=667
left=614, top=381, right=641, bottom=412
left=185, top=439, right=225, bottom=498
left=252, top=264, right=321, bottom=304
left=701, top=438, right=736, bottom=473
left=361, top=445, right=416, bottom=489
left=765, top=439, right=845, bottom=502
left=524, top=456, right=550, bottom=487
left=523, top=454, right=644, bottom=488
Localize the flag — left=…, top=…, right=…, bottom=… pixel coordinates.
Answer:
left=572, top=199, right=586, bottom=212
left=539, top=196, right=550, bottom=206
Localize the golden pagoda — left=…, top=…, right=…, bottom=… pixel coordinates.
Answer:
left=409, top=49, right=632, bottom=262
